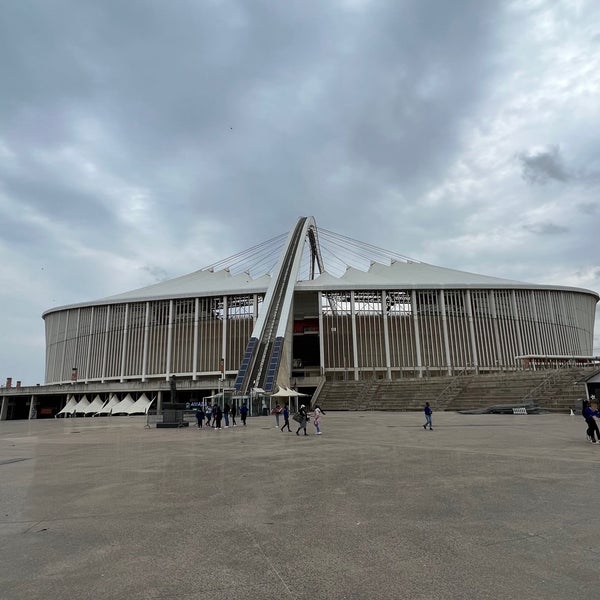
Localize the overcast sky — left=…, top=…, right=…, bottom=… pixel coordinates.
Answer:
left=1, top=0, right=599, bottom=385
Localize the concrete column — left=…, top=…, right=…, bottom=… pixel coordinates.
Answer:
left=60, top=310, right=70, bottom=383
left=156, top=390, right=163, bottom=416
left=28, top=395, right=37, bottom=419
left=120, top=303, right=130, bottom=382
left=489, top=291, right=503, bottom=370
left=165, top=300, right=174, bottom=380
left=350, top=291, right=359, bottom=380
left=85, top=306, right=94, bottom=383
left=439, top=290, right=452, bottom=375
left=412, top=290, right=423, bottom=378
left=465, top=290, right=479, bottom=374
left=141, top=302, right=150, bottom=382
left=192, top=298, right=199, bottom=381
left=0, top=396, right=8, bottom=421
left=510, top=290, right=524, bottom=359
left=101, top=305, right=111, bottom=383
left=222, top=295, right=228, bottom=376
left=318, top=292, right=325, bottom=377
left=382, top=291, right=391, bottom=380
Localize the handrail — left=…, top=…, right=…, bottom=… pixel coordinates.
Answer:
left=434, top=369, right=469, bottom=406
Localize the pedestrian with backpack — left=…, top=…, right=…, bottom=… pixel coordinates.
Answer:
left=295, top=404, right=308, bottom=436
left=582, top=400, right=600, bottom=443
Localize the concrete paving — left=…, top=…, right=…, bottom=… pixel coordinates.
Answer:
left=0, top=411, right=598, bottom=600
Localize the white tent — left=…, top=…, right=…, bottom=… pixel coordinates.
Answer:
left=126, top=393, right=154, bottom=415
left=73, top=395, right=90, bottom=415
left=285, top=387, right=309, bottom=397
left=110, top=393, right=135, bottom=415
left=56, top=395, right=78, bottom=417
left=83, top=395, right=106, bottom=416
left=271, top=387, right=293, bottom=397
left=96, top=394, right=120, bottom=416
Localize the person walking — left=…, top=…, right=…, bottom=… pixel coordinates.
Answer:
left=280, top=404, right=291, bottom=432
left=313, top=405, right=324, bottom=435
left=240, top=401, right=248, bottom=426
left=423, top=402, right=433, bottom=430
left=195, top=405, right=205, bottom=428
left=582, top=400, right=600, bottom=443
left=205, top=402, right=212, bottom=428
left=273, top=403, right=282, bottom=428
left=223, top=403, right=230, bottom=428
left=295, top=404, right=308, bottom=436
left=214, top=403, right=223, bottom=429
left=211, top=401, right=219, bottom=427
left=230, top=403, right=237, bottom=427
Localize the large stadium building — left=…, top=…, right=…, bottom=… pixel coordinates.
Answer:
left=2, top=216, right=599, bottom=419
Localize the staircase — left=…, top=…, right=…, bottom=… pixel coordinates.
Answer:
left=315, top=367, right=596, bottom=413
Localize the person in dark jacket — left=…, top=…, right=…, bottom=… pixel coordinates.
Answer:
left=230, top=403, right=237, bottom=426
left=195, top=406, right=205, bottom=428
left=214, top=403, right=223, bottom=429
left=423, top=402, right=433, bottom=430
left=296, top=404, right=308, bottom=436
left=280, top=404, right=291, bottom=432
left=223, top=403, right=230, bottom=428
left=582, top=400, right=600, bottom=443
left=240, top=402, right=248, bottom=426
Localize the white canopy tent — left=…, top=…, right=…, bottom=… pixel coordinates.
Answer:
left=111, top=393, right=135, bottom=415
left=126, top=393, right=154, bottom=415
left=96, top=394, right=119, bottom=415
left=72, top=395, right=90, bottom=415
left=83, top=395, right=106, bottom=416
left=270, top=387, right=310, bottom=413
left=56, top=395, right=77, bottom=418
left=270, top=388, right=293, bottom=398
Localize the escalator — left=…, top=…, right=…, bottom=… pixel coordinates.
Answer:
left=234, top=217, right=321, bottom=394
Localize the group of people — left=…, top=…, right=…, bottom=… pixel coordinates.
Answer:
left=195, top=401, right=249, bottom=429
left=273, top=403, right=325, bottom=436
left=194, top=399, right=326, bottom=436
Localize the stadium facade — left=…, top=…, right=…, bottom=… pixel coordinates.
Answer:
left=41, top=216, right=598, bottom=395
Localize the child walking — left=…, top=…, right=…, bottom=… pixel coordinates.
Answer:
left=423, top=402, right=433, bottom=430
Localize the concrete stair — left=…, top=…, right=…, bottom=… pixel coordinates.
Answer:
left=316, top=367, right=597, bottom=413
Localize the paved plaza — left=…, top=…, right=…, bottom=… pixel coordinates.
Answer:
left=1, top=411, right=598, bottom=599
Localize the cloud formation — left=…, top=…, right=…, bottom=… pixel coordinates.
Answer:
left=1, top=0, right=599, bottom=384
left=517, top=146, right=571, bottom=184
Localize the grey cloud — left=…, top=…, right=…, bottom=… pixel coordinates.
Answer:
left=2, top=1, right=600, bottom=383
left=0, top=0, right=503, bottom=245
left=577, top=202, right=599, bottom=215
left=517, top=146, right=571, bottom=184
left=522, top=222, right=569, bottom=236
left=140, top=265, right=170, bottom=282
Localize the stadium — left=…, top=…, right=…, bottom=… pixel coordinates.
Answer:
left=2, top=216, right=599, bottom=419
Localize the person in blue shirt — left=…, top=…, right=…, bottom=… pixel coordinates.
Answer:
left=423, top=402, right=433, bottom=430
left=240, top=401, right=249, bottom=426
left=280, top=404, right=291, bottom=432
left=582, top=400, right=600, bottom=443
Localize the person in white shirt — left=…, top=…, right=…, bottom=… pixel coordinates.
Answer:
left=313, top=405, right=325, bottom=435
